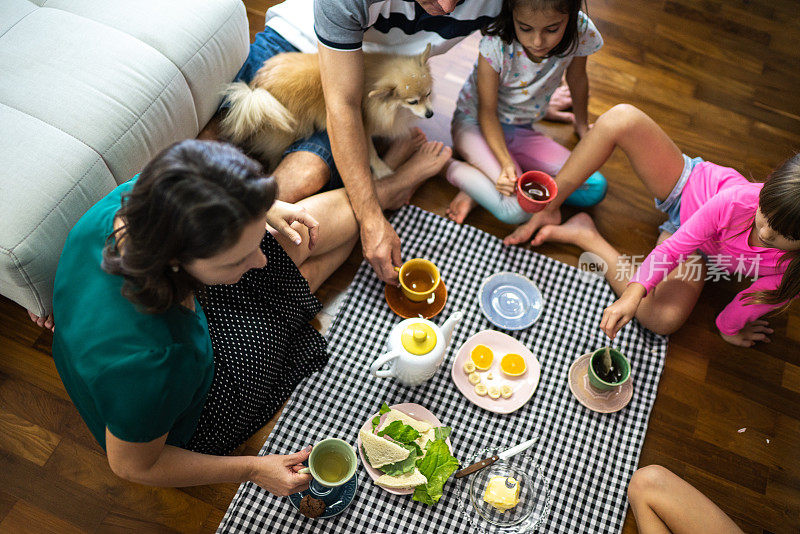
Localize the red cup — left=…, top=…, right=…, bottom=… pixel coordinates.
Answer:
left=515, top=171, right=558, bottom=213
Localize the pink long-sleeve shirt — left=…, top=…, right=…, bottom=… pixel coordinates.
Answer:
left=629, top=162, right=787, bottom=335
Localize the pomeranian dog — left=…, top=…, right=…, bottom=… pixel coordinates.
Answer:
left=220, top=44, right=434, bottom=177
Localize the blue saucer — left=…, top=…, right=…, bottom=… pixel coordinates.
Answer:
left=287, top=461, right=358, bottom=519
left=479, top=272, right=543, bottom=330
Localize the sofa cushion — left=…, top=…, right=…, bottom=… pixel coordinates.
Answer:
left=0, top=0, right=248, bottom=315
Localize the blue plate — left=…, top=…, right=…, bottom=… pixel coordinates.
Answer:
left=287, top=460, right=358, bottom=519
left=479, top=272, right=543, bottom=330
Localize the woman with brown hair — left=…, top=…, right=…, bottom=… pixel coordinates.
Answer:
left=51, top=139, right=419, bottom=495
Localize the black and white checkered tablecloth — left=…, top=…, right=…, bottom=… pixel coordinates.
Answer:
left=218, top=206, right=667, bottom=534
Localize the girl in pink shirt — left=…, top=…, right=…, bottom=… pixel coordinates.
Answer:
left=513, top=104, right=800, bottom=347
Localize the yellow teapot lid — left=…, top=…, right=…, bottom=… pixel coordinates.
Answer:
left=401, top=322, right=437, bottom=355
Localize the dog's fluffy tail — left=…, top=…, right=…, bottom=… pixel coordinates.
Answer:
left=220, top=82, right=296, bottom=143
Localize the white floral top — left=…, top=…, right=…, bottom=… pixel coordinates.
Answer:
left=455, top=12, right=603, bottom=125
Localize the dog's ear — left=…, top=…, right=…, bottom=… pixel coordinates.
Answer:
left=419, top=43, right=432, bottom=65
left=368, top=83, right=395, bottom=99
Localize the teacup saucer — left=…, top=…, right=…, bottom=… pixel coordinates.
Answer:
left=568, top=353, right=633, bottom=413
left=287, top=461, right=358, bottom=519
left=479, top=272, right=543, bottom=330
left=385, top=279, right=447, bottom=319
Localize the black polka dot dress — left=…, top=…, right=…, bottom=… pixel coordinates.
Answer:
left=186, top=232, right=328, bottom=455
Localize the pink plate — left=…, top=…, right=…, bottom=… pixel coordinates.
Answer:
left=356, top=403, right=451, bottom=495
left=450, top=330, right=541, bottom=414
left=568, top=353, right=633, bottom=413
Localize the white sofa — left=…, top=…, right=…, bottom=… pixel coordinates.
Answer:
left=0, top=0, right=249, bottom=316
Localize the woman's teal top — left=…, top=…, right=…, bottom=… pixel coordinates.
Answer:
left=52, top=178, right=214, bottom=450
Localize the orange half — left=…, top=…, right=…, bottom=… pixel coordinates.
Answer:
left=470, top=344, right=494, bottom=370
left=500, top=353, right=527, bottom=376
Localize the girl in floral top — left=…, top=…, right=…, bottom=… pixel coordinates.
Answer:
left=445, top=0, right=603, bottom=235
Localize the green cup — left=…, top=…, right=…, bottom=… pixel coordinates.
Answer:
left=588, top=348, right=631, bottom=391
left=300, top=438, right=357, bottom=488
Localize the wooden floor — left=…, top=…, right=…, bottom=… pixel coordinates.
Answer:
left=2, top=0, right=799, bottom=532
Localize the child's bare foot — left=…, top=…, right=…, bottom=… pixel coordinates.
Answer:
left=445, top=191, right=477, bottom=224
left=503, top=207, right=562, bottom=245
left=531, top=212, right=598, bottom=247
left=382, top=128, right=428, bottom=169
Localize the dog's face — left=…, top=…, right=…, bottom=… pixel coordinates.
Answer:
left=368, top=44, right=434, bottom=119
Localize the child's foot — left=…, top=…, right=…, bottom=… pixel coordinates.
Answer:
left=531, top=212, right=599, bottom=247
left=382, top=128, right=428, bottom=169
left=445, top=191, right=477, bottom=224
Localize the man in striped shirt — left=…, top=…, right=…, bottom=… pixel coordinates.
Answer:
left=230, top=0, right=502, bottom=283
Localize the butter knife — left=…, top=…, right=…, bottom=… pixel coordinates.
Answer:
left=454, top=436, right=539, bottom=479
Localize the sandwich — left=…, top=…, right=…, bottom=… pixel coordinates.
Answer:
left=359, top=427, right=410, bottom=468
left=376, top=468, right=428, bottom=490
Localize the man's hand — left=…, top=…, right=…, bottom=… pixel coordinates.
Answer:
left=249, top=447, right=313, bottom=496
left=266, top=200, right=320, bottom=249
left=496, top=163, right=517, bottom=196
left=719, top=320, right=773, bottom=347
left=361, top=214, right=401, bottom=284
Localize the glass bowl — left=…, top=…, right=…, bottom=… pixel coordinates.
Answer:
left=456, top=447, right=551, bottom=533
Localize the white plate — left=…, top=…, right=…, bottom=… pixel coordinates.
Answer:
left=357, top=403, right=451, bottom=495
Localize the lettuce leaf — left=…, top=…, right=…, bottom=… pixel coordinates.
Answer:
left=433, top=426, right=452, bottom=442
left=412, top=439, right=460, bottom=505
left=379, top=442, right=422, bottom=476
left=371, top=402, right=392, bottom=432
left=376, top=420, right=420, bottom=443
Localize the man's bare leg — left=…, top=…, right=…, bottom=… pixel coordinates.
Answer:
left=271, top=151, right=331, bottom=203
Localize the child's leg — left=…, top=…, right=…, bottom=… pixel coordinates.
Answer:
left=534, top=213, right=705, bottom=336
left=447, top=120, right=530, bottom=225
left=505, top=104, right=686, bottom=245
left=556, top=103, right=686, bottom=202
left=505, top=127, right=570, bottom=177
left=628, top=465, right=744, bottom=534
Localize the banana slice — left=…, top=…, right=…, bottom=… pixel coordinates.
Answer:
left=488, top=385, right=501, bottom=399
left=487, top=372, right=494, bottom=380
left=463, top=361, right=476, bottom=374
left=468, top=372, right=481, bottom=385
left=500, top=384, right=514, bottom=398
left=475, top=383, right=488, bottom=396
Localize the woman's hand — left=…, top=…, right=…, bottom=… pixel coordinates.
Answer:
left=249, top=446, right=313, bottom=496
left=600, top=284, right=646, bottom=339
left=266, top=200, right=319, bottom=250
left=719, top=320, right=773, bottom=347
left=496, top=163, right=517, bottom=196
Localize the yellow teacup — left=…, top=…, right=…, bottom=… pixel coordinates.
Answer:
left=395, top=258, right=440, bottom=302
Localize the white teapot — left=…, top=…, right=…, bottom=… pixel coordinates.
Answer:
left=370, top=311, right=465, bottom=387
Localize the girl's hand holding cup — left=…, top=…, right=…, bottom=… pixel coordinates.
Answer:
left=601, top=284, right=646, bottom=339
left=496, top=163, right=518, bottom=196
